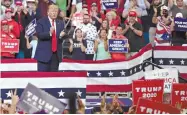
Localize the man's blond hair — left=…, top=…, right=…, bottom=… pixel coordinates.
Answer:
left=48, top=4, right=59, bottom=11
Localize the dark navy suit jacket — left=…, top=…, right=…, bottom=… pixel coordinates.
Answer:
left=34, top=17, right=64, bottom=63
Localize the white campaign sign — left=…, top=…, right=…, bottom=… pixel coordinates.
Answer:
left=144, top=68, right=179, bottom=93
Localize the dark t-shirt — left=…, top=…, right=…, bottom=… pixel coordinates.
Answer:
left=92, top=14, right=101, bottom=31
left=124, top=22, right=145, bottom=52
left=147, top=4, right=161, bottom=27
left=170, top=5, right=187, bottom=18
left=71, top=39, right=87, bottom=60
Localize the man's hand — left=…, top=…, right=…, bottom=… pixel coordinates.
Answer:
left=60, top=31, right=66, bottom=37
left=128, top=105, right=137, bottom=114
left=50, top=26, right=55, bottom=35
left=11, top=89, right=19, bottom=106
left=69, top=39, right=73, bottom=44
left=9, top=25, right=13, bottom=31
left=25, top=35, right=29, bottom=40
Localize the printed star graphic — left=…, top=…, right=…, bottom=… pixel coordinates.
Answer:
left=139, top=65, right=142, bottom=70
left=76, top=90, right=82, bottom=97
left=169, top=59, right=174, bottom=64
left=134, top=68, right=137, bottom=72
left=87, top=72, right=90, bottom=76
left=120, top=70, right=125, bottom=76
left=108, top=71, right=113, bottom=76
left=181, top=60, right=185, bottom=65
left=130, top=70, right=132, bottom=74
left=58, top=90, right=65, bottom=97
left=6, top=90, right=11, bottom=98
left=96, top=71, right=101, bottom=77
left=159, top=59, right=164, bottom=64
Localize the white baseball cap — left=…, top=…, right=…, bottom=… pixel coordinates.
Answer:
left=161, top=5, right=169, bottom=11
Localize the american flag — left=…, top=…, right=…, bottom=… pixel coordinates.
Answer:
left=153, top=45, right=187, bottom=80
left=0, top=44, right=153, bottom=93
left=0, top=72, right=87, bottom=109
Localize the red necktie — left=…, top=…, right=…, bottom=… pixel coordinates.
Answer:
left=52, top=20, right=57, bottom=52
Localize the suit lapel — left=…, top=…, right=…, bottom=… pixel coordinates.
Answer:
left=46, top=17, right=52, bottom=31
left=56, top=19, right=60, bottom=38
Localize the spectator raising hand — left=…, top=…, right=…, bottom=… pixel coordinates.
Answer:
left=77, top=96, right=85, bottom=114
left=8, top=89, right=19, bottom=114
left=128, top=105, right=137, bottom=114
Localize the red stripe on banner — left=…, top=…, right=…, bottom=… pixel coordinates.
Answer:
left=1, top=72, right=87, bottom=78
left=87, top=77, right=145, bottom=92
left=1, top=44, right=152, bottom=64
left=154, top=46, right=187, bottom=51
left=86, top=84, right=132, bottom=92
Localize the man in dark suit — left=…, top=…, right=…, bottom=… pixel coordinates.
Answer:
left=35, top=4, right=66, bottom=72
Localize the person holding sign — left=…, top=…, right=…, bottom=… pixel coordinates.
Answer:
left=69, top=28, right=87, bottom=60
left=35, top=4, right=66, bottom=72
left=94, top=29, right=111, bottom=60
left=1, top=20, right=18, bottom=59
left=111, top=25, right=129, bottom=60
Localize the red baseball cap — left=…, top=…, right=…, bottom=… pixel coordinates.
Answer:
left=128, top=11, right=137, bottom=17
left=5, top=8, right=13, bottom=13
left=1, top=20, right=8, bottom=26
left=15, top=1, right=22, bottom=6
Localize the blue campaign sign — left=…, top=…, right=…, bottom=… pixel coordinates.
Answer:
left=174, top=18, right=187, bottom=32
left=25, top=19, right=37, bottom=37
left=108, top=39, right=128, bottom=53
left=17, top=83, right=66, bottom=114
left=102, top=0, right=118, bottom=10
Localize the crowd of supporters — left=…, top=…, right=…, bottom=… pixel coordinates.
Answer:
left=1, top=90, right=187, bottom=114
left=1, top=0, right=187, bottom=60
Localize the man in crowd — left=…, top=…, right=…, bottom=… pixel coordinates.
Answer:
left=13, top=1, right=30, bottom=58
left=123, top=11, right=145, bottom=55
left=4, top=8, right=20, bottom=39
left=35, top=4, right=66, bottom=72
left=76, top=14, right=98, bottom=60
left=169, top=0, right=187, bottom=45
left=1, top=20, right=17, bottom=59
left=1, top=0, right=13, bottom=19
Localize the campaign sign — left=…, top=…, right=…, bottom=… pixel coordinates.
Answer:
left=108, top=39, right=128, bottom=53
left=102, top=0, right=118, bottom=10
left=25, top=19, right=37, bottom=37
left=1, top=39, right=19, bottom=52
left=72, top=12, right=83, bottom=27
left=17, top=83, right=66, bottom=114
left=174, top=18, right=187, bottom=31
left=171, top=83, right=187, bottom=108
left=136, top=98, right=181, bottom=114
left=132, top=79, right=164, bottom=105
left=144, top=68, right=179, bottom=93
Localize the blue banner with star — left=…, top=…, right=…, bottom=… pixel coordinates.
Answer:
left=101, top=0, right=118, bottom=10
left=108, top=39, right=128, bottom=53
left=174, top=18, right=187, bottom=32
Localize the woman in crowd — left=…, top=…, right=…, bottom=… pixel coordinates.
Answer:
left=94, top=29, right=111, bottom=61
left=98, top=19, right=109, bottom=33
left=147, top=0, right=162, bottom=44
left=69, top=28, right=87, bottom=60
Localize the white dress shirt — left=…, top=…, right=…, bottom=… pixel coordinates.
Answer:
left=48, top=16, right=57, bottom=34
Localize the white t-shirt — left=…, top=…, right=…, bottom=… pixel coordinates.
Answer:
left=30, top=40, right=38, bottom=58
left=72, top=0, right=82, bottom=12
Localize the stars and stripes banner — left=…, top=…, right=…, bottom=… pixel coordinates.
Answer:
left=153, top=46, right=187, bottom=80
left=0, top=72, right=87, bottom=109
left=0, top=44, right=153, bottom=92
